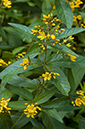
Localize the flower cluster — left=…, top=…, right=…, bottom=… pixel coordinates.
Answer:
left=17, top=52, right=26, bottom=59
left=80, top=18, right=85, bottom=28
left=2, top=0, right=12, bottom=8
left=23, top=103, right=41, bottom=118
left=73, top=15, right=81, bottom=24
left=69, top=0, right=83, bottom=11
left=20, top=58, right=30, bottom=70
left=30, top=13, right=65, bottom=49
left=41, top=72, right=60, bottom=81
left=68, top=54, right=76, bottom=62
left=63, top=35, right=75, bottom=48
left=72, top=90, right=85, bottom=107
left=0, top=59, right=11, bottom=67
left=0, top=98, right=11, bottom=113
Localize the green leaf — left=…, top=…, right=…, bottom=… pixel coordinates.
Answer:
left=0, top=89, right=14, bottom=100
left=0, top=58, right=41, bottom=88
left=55, top=0, right=73, bottom=28
left=0, top=113, right=13, bottom=129
left=42, top=108, right=63, bottom=123
left=33, top=88, right=56, bottom=104
left=41, top=97, right=69, bottom=109
left=12, top=46, right=26, bottom=55
left=49, top=66, right=70, bottom=95
left=42, top=1, right=51, bottom=14
left=7, top=33, right=22, bottom=47
left=8, top=23, right=33, bottom=43
left=6, top=85, right=33, bottom=100
left=79, top=116, right=85, bottom=129
left=30, top=119, right=44, bottom=129
left=0, top=25, right=7, bottom=41
left=42, top=113, right=68, bottom=129
left=56, top=28, right=85, bottom=39
left=50, top=44, right=76, bottom=55
left=69, top=68, right=85, bottom=95
left=8, top=101, right=30, bottom=110
left=8, top=75, right=37, bottom=89
left=12, top=114, right=30, bottom=129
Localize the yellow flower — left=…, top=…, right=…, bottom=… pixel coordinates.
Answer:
left=52, top=23, right=55, bottom=26
left=47, top=34, right=50, bottom=39
left=75, top=98, right=82, bottom=107
left=66, top=43, right=71, bottom=47
left=61, top=28, right=65, bottom=31
left=45, top=22, right=48, bottom=25
left=8, top=61, right=11, bottom=65
left=72, top=90, right=85, bottom=107
left=73, top=47, right=76, bottom=50
left=2, top=0, right=12, bottom=8
left=43, top=14, right=49, bottom=19
left=53, top=5, right=56, bottom=9
left=77, top=15, right=81, bottom=20
left=42, top=72, right=52, bottom=81
left=20, top=58, right=29, bottom=70
left=76, top=90, right=84, bottom=96
left=31, top=29, right=38, bottom=33
left=0, top=98, right=11, bottom=113
left=23, top=103, right=41, bottom=118
left=69, top=0, right=83, bottom=11
left=51, top=34, right=55, bottom=40
left=82, top=96, right=85, bottom=105
left=37, top=31, right=46, bottom=40
left=68, top=54, right=76, bottom=62
left=0, top=59, right=8, bottom=66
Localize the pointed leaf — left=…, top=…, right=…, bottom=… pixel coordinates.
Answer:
left=33, top=88, right=56, bottom=104
left=42, top=108, right=63, bottom=123
left=6, top=85, right=33, bottom=100
left=56, top=28, right=85, bottom=39
left=55, top=0, right=73, bottom=28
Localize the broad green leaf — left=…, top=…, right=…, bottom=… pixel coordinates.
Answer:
left=0, top=113, right=13, bottom=129
left=8, top=75, right=37, bottom=89
left=0, top=25, right=7, bottom=41
left=42, top=108, right=63, bottom=123
left=0, top=89, right=14, bottom=100
left=0, top=45, right=14, bottom=50
left=7, top=33, right=22, bottom=47
left=0, top=58, right=42, bottom=88
left=42, top=113, right=69, bottom=129
left=56, top=28, right=85, bottom=39
left=55, top=0, right=73, bottom=28
left=8, top=23, right=33, bottom=43
left=47, top=50, right=85, bottom=69
left=33, top=88, right=56, bottom=104
left=6, top=85, right=33, bottom=100
left=41, top=97, right=69, bottom=108
left=50, top=44, right=77, bottom=55
left=46, top=66, right=70, bottom=95
left=12, top=114, right=30, bottom=129
left=69, top=68, right=85, bottom=95
left=26, top=43, right=40, bottom=56
left=8, top=101, right=30, bottom=110
left=2, top=51, right=14, bottom=59
left=42, top=1, right=51, bottom=14
left=30, top=119, right=44, bottom=129
left=77, top=33, right=85, bottom=43
left=56, top=104, right=82, bottom=111
left=12, top=46, right=26, bottom=55
left=79, top=116, right=85, bottom=129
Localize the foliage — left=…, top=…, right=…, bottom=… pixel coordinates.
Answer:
left=0, top=0, right=85, bottom=129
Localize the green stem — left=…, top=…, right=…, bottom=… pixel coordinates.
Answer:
left=11, top=113, right=24, bottom=129
left=44, top=45, right=47, bottom=65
